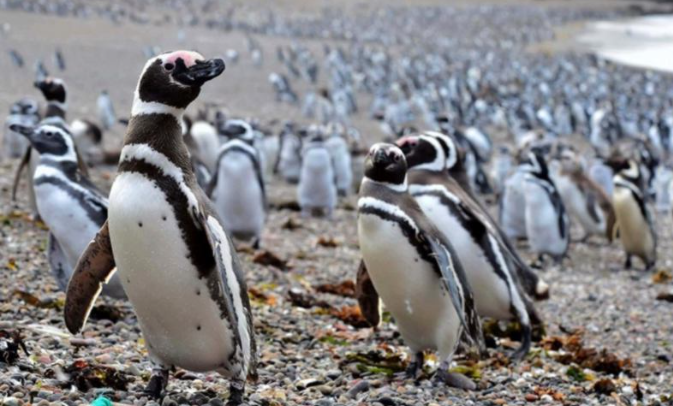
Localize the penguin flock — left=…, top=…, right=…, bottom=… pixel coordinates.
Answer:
left=3, top=1, right=673, bottom=405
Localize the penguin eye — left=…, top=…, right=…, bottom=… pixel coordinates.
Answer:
left=45, top=131, right=53, bottom=138
left=393, top=154, right=400, bottom=162
left=164, top=63, right=175, bottom=71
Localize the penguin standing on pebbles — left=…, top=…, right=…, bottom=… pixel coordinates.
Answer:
left=3, top=98, right=40, bottom=159
left=97, top=90, right=116, bottom=130
left=10, top=123, right=125, bottom=298
left=357, top=143, right=484, bottom=388
left=63, top=51, right=256, bottom=405
left=611, top=160, right=657, bottom=270
left=397, top=133, right=541, bottom=360
left=208, top=121, right=267, bottom=248
left=298, top=133, right=337, bottom=217
left=521, top=151, right=569, bottom=264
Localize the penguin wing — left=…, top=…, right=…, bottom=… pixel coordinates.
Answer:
left=426, top=236, right=484, bottom=352
left=201, top=214, right=257, bottom=378
left=64, top=221, right=117, bottom=334
left=354, top=260, right=382, bottom=328
left=48, top=234, right=72, bottom=292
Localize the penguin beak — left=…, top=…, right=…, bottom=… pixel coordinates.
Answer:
left=9, top=124, right=34, bottom=140
left=173, top=58, right=226, bottom=86
left=373, top=149, right=389, bottom=166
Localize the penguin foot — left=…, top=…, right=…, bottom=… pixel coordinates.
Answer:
left=645, top=261, right=656, bottom=272
left=404, top=352, right=424, bottom=380
left=624, top=255, right=632, bottom=270
left=252, top=238, right=261, bottom=250
left=227, top=380, right=245, bottom=406
left=143, top=367, right=169, bottom=399
left=433, top=370, right=476, bottom=390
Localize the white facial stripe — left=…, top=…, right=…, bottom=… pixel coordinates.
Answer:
left=219, top=139, right=259, bottom=158
left=413, top=135, right=445, bottom=172
left=408, top=184, right=461, bottom=206
left=361, top=176, right=408, bottom=193
left=623, top=162, right=639, bottom=179
left=423, top=131, right=457, bottom=169
left=206, top=216, right=252, bottom=371
left=38, top=125, right=77, bottom=161
left=131, top=96, right=184, bottom=120
left=358, top=196, right=420, bottom=234
left=120, top=143, right=199, bottom=213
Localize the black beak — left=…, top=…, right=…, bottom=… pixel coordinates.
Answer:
left=373, top=149, right=388, bottom=166
left=173, top=58, right=225, bottom=86
left=9, top=124, right=34, bottom=139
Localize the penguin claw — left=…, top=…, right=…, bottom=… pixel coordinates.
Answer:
left=143, top=368, right=169, bottom=400
left=227, top=382, right=245, bottom=406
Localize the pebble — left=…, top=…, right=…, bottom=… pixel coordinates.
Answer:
left=525, top=394, right=539, bottom=402
left=347, top=380, right=370, bottom=398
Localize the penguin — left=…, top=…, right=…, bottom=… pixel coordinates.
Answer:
left=189, top=120, right=219, bottom=172
left=325, top=127, right=353, bottom=196
left=396, top=133, right=541, bottom=360
left=357, top=143, right=484, bottom=387
left=63, top=51, right=256, bottom=405
left=520, top=151, right=570, bottom=264
left=611, top=160, right=657, bottom=270
left=298, top=134, right=337, bottom=218
left=208, top=128, right=267, bottom=248
left=654, top=165, right=673, bottom=214
left=9, top=122, right=124, bottom=298
left=3, top=98, right=40, bottom=159
left=275, top=122, right=303, bottom=183
left=220, top=119, right=268, bottom=178
left=500, top=164, right=528, bottom=240
left=410, top=131, right=548, bottom=300
left=553, top=147, right=614, bottom=242
left=97, top=90, right=116, bottom=130
left=70, top=119, right=104, bottom=166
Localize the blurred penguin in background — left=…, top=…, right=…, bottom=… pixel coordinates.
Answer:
left=97, top=90, right=116, bottom=130
left=298, top=129, right=337, bottom=218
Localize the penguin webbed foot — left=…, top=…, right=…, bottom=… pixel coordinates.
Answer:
left=404, top=352, right=424, bottom=380
left=251, top=238, right=261, bottom=250
left=624, top=255, right=632, bottom=270
left=433, top=368, right=476, bottom=390
left=227, top=380, right=246, bottom=406
left=143, top=367, right=169, bottom=399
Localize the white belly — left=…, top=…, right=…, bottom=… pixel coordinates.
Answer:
left=212, top=154, right=265, bottom=240
left=358, top=213, right=460, bottom=359
left=416, top=195, right=513, bottom=320
left=613, top=187, right=655, bottom=259
left=108, top=173, right=236, bottom=373
left=298, top=154, right=336, bottom=210
left=557, top=177, right=605, bottom=236
left=501, top=172, right=527, bottom=239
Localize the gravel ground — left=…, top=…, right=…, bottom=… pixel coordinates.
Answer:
left=2, top=1, right=673, bottom=406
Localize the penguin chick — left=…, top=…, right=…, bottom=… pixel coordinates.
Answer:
left=10, top=123, right=124, bottom=298
left=63, top=51, right=256, bottom=406
left=208, top=136, right=266, bottom=248
left=612, top=160, right=657, bottom=271
left=298, top=135, right=337, bottom=218
left=357, top=143, right=484, bottom=387
left=325, top=129, right=353, bottom=197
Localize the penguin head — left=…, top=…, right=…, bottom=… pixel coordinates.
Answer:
left=221, top=119, right=254, bottom=143
left=520, top=151, right=549, bottom=178
left=421, top=131, right=463, bottom=171
left=11, top=98, right=39, bottom=116
left=396, top=134, right=445, bottom=172
left=34, top=77, right=66, bottom=103
left=135, top=50, right=225, bottom=111
left=364, top=143, right=407, bottom=186
left=10, top=123, right=76, bottom=160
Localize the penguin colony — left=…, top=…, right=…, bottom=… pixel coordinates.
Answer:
left=2, top=3, right=673, bottom=405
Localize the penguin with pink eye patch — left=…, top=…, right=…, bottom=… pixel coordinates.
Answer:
left=63, top=51, right=256, bottom=405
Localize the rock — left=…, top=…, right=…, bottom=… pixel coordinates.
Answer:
left=325, top=369, right=342, bottom=380
left=296, top=378, right=324, bottom=390
left=207, top=398, right=224, bottom=406
left=347, top=380, right=370, bottom=398
left=161, top=397, right=178, bottom=406
left=3, top=397, right=19, bottom=406
left=525, top=394, right=539, bottom=402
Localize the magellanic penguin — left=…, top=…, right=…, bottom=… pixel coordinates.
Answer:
left=520, top=151, right=570, bottom=264
left=553, top=147, right=615, bottom=242
left=357, top=143, right=484, bottom=388
left=611, top=160, right=657, bottom=270
left=10, top=122, right=125, bottom=299
left=208, top=121, right=267, bottom=249
left=275, top=122, right=303, bottom=183
left=395, top=133, right=541, bottom=360
left=63, top=51, right=256, bottom=405
left=220, top=119, right=268, bottom=178
left=297, top=133, right=337, bottom=218
left=401, top=131, right=549, bottom=301
left=3, top=98, right=40, bottom=159
left=325, top=125, right=353, bottom=197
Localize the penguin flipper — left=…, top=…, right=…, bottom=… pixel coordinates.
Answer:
left=426, top=237, right=484, bottom=353
left=48, top=234, right=72, bottom=292
left=202, top=214, right=257, bottom=380
left=12, top=146, right=31, bottom=201
left=354, top=260, right=382, bottom=328
left=64, top=221, right=117, bottom=335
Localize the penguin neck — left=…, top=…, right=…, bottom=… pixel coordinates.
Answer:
left=131, top=94, right=185, bottom=123
left=124, top=112, right=193, bottom=175
left=45, top=101, right=67, bottom=119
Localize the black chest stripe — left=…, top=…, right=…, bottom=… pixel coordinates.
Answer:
left=34, top=176, right=107, bottom=226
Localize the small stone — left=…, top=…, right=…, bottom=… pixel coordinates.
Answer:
left=347, top=380, right=370, bottom=398
left=3, top=397, right=19, bottom=406
left=94, top=353, right=113, bottom=364
left=162, top=397, right=178, bottom=406
left=315, top=385, right=333, bottom=396
left=207, top=398, right=224, bottom=406
left=296, top=378, right=324, bottom=390
left=326, top=370, right=342, bottom=380
left=622, top=385, right=634, bottom=395
left=525, top=394, right=539, bottom=402
left=541, top=394, right=553, bottom=402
